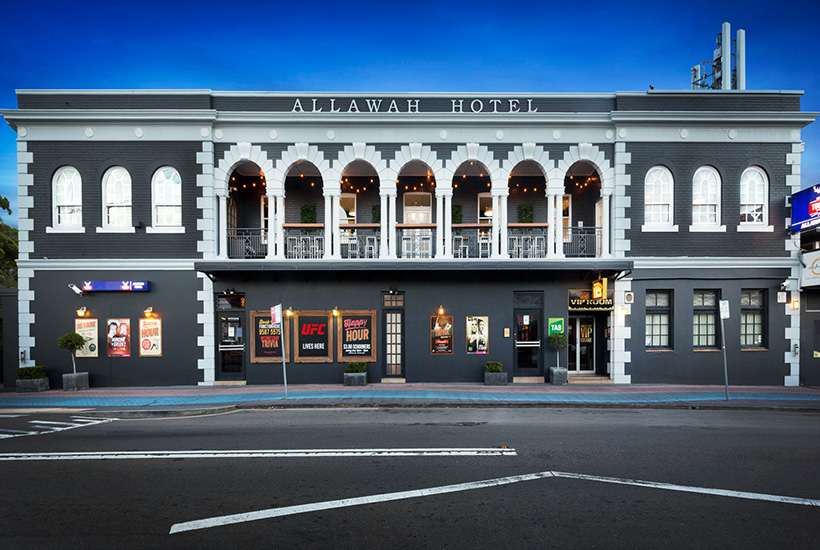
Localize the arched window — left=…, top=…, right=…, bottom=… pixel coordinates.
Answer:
left=691, top=166, right=723, bottom=230
left=739, top=166, right=769, bottom=227
left=101, top=166, right=132, bottom=229
left=51, top=166, right=83, bottom=229
left=151, top=167, right=183, bottom=229
left=643, top=166, right=675, bottom=230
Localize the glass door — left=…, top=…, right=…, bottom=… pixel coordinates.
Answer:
left=514, top=310, right=542, bottom=375
left=218, top=313, right=245, bottom=380
left=568, top=316, right=595, bottom=372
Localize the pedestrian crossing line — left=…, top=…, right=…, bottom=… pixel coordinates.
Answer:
left=29, top=420, right=85, bottom=426
left=0, top=417, right=117, bottom=440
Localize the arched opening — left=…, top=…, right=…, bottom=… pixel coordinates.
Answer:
left=397, top=161, right=436, bottom=258
left=451, top=160, right=491, bottom=258
left=227, top=161, right=267, bottom=258
left=563, top=161, right=602, bottom=257
left=507, top=160, right=548, bottom=258
left=283, top=161, right=324, bottom=258
left=339, top=160, right=380, bottom=258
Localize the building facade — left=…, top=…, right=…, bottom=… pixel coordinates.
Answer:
left=2, top=89, right=815, bottom=388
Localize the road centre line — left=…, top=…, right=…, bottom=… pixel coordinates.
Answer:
left=0, top=448, right=517, bottom=461
left=29, top=420, right=87, bottom=426
left=170, top=470, right=554, bottom=534
left=170, top=468, right=820, bottom=534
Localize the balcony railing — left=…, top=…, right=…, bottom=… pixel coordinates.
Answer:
left=284, top=226, right=323, bottom=259
left=452, top=225, right=492, bottom=258
left=397, top=225, right=436, bottom=258
left=563, top=227, right=601, bottom=258
left=508, top=225, right=549, bottom=259
left=339, top=225, right=381, bottom=259
left=228, top=228, right=268, bottom=259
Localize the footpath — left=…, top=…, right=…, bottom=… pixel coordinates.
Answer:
left=2, top=383, right=820, bottom=417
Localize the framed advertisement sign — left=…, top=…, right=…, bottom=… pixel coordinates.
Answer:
left=336, top=310, right=377, bottom=362
left=250, top=310, right=290, bottom=363
left=293, top=310, right=333, bottom=363
left=431, top=315, right=453, bottom=355
left=138, top=318, right=162, bottom=357
left=75, top=318, right=99, bottom=358
left=466, top=316, right=488, bottom=354
left=106, top=318, right=131, bottom=357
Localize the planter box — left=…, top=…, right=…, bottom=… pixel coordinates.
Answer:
left=63, top=372, right=89, bottom=391
left=343, top=372, right=367, bottom=386
left=16, top=378, right=50, bottom=392
left=549, top=367, right=568, bottom=385
left=484, top=372, right=507, bottom=386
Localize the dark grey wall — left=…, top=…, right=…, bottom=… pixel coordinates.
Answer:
left=625, top=142, right=791, bottom=257
left=627, top=270, right=791, bottom=384
left=615, top=94, right=801, bottom=112
left=1, top=289, right=18, bottom=389
left=800, top=288, right=820, bottom=386
left=30, top=270, right=202, bottom=388
left=28, top=141, right=203, bottom=259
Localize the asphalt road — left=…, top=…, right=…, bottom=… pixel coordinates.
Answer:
left=1, top=407, right=819, bottom=549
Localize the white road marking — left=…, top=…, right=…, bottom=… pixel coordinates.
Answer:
left=29, top=420, right=85, bottom=426
left=0, top=414, right=26, bottom=418
left=0, top=428, right=34, bottom=434
left=170, top=468, right=820, bottom=534
left=170, top=470, right=553, bottom=534
left=0, top=448, right=517, bottom=461
left=551, top=471, right=820, bottom=507
left=0, top=416, right=116, bottom=440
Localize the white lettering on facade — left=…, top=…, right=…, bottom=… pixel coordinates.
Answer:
left=509, top=99, right=520, bottom=113
left=388, top=100, right=400, bottom=113
left=292, top=99, right=305, bottom=113
left=311, top=99, right=323, bottom=112
left=471, top=99, right=484, bottom=113
left=348, top=100, right=360, bottom=113
left=293, top=98, right=537, bottom=114
left=329, top=99, right=341, bottom=113
left=527, top=99, right=538, bottom=112
left=366, top=99, right=382, bottom=112
left=407, top=99, right=420, bottom=113
left=488, top=99, right=501, bottom=113
left=451, top=100, right=464, bottom=113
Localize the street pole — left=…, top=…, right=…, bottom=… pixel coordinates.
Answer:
left=273, top=304, right=288, bottom=399
left=719, top=300, right=730, bottom=401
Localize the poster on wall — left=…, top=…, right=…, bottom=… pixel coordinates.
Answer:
left=293, top=311, right=333, bottom=363
left=466, top=316, right=489, bottom=354
left=431, top=315, right=454, bottom=355
left=138, top=318, right=162, bottom=357
left=106, top=318, right=131, bottom=357
left=250, top=310, right=289, bottom=363
left=337, top=310, right=377, bottom=362
left=74, top=318, right=99, bottom=358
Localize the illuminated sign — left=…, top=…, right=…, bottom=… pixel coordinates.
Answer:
left=790, top=185, right=820, bottom=233
left=81, top=281, right=151, bottom=292
left=592, top=278, right=608, bottom=300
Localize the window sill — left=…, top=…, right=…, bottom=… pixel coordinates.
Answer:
left=741, top=347, right=769, bottom=352
left=689, top=224, right=726, bottom=233
left=96, top=226, right=136, bottom=233
left=46, top=226, right=86, bottom=234
left=737, top=224, right=774, bottom=233
left=146, top=226, right=185, bottom=234
left=641, top=224, right=679, bottom=233
left=646, top=348, right=674, bottom=352
left=694, top=348, right=721, bottom=352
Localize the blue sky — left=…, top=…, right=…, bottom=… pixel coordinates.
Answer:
left=2, top=0, right=820, bottom=228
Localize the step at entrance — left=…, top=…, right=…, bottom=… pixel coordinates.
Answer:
left=567, top=372, right=613, bottom=384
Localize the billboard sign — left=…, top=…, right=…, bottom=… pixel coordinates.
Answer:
left=790, top=185, right=820, bottom=233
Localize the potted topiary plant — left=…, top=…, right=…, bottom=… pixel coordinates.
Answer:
left=16, top=365, right=50, bottom=393
left=344, top=362, right=367, bottom=386
left=57, top=332, right=90, bottom=391
left=548, top=332, right=569, bottom=385
left=484, top=361, right=506, bottom=385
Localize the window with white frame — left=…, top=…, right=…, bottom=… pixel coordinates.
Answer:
left=644, top=166, right=674, bottom=228
left=151, top=167, right=182, bottom=227
left=740, top=289, right=766, bottom=348
left=102, top=166, right=132, bottom=228
left=52, top=166, right=83, bottom=228
left=693, top=290, right=719, bottom=348
left=692, top=166, right=721, bottom=226
left=646, top=290, right=672, bottom=348
left=739, top=166, right=768, bottom=226
left=478, top=193, right=492, bottom=224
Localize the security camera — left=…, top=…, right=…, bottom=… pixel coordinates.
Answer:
left=780, top=280, right=791, bottom=291
left=68, top=283, right=83, bottom=296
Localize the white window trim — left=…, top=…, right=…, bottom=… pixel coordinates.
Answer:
left=101, top=166, right=133, bottom=230
left=49, top=166, right=84, bottom=232
left=739, top=166, right=770, bottom=230
left=403, top=192, right=433, bottom=223
left=151, top=166, right=183, bottom=230
left=477, top=192, right=492, bottom=223
left=644, top=165, right=675, bottom=229
left=691, top=166, right=722, bottom=230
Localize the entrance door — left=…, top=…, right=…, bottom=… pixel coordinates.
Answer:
left=383, top=291, right=405, bottom=379
left=403, top=193, right=433, bottom=258
left=514, top=310, right=542, bottom=375
left=568, top=316, right=594, bottom=372
left=218, top=313, right=245, bottom=380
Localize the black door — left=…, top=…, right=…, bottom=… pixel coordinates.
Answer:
left=217, top=312, right=245, bottom=380
left=382, top=291, right=405, bottom=379
left=513, top=309, right=542, bottom=376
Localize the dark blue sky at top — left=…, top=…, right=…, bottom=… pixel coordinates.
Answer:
left=2, top=0, right=820, bottom=227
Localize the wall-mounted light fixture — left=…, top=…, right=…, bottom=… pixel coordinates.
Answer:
left=791, top=299, right=800, bottom=311
left=438, top=305, right=445, bottom=316
left=286, top=307, right=294, bottom=317
left=332, top=306, right=339, bottom=317
left=76, top=306, right=89, bottom=317
left=144, top=307, right=154, bottom=318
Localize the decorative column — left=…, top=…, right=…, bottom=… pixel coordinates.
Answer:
left=388, top=193, right=397, bottom=259
left=443, top=192, right=453, bottom=258
left=601, top=192, right=611, bottom=258
left=274, top=193, right=285, bottom=259
left=553, top=193, right=565, bottom=258
left=323, top=193, right=333, bottom=258
left=499, top=194, right=509, bottom=258
left=546, top=193, right=556, bottom=257
left=217, top=193, right=228, bottom=259
left=379, top=193, right=389, bottom=258
left=491, top=195, right=501, bottom=257
left=265, top=191, right=275, bottom=260
left=331, top=194, right=342, bottom=259
left=435, top=190, right=444, bottom=259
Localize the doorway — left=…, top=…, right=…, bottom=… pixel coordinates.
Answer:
left=216, top=293, right=246, bottom=381
left=383, top=291, right=405, bottom=379
left=513, top=310, right=542, bottom=376
left=568, top=315, right=595, bottom=372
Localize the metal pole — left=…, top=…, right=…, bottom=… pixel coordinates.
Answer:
left=281, top=326, right=288, bottom=399
left=720, top=316, right=729, bottom=401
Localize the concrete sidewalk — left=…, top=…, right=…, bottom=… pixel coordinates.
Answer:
left=2, top=383, right=820, bottom=416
